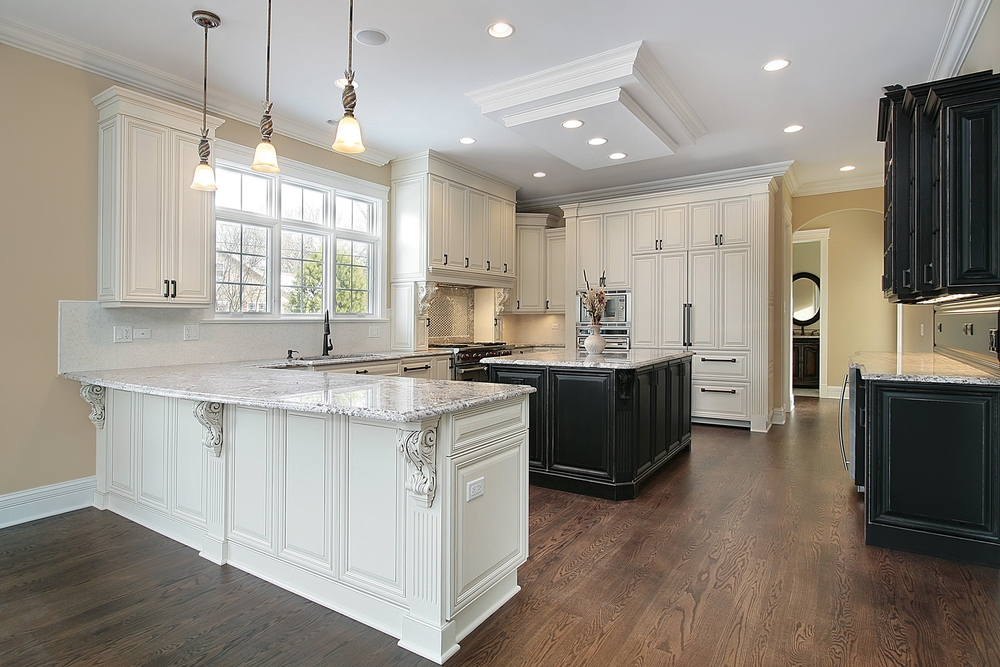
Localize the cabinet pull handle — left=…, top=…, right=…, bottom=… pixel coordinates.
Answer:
left=701, top=357, right=738, bottom=363
left=839, top=373, right=850, bottom=471
left=503, top=262, right=508, bottom=273
left=355, top=369, right=369, bottom=374
left=465, top=257, right=470, bottom=268
left=426, top=318, right=431, bottom=327
left=923, top=263, right=934, bottom=284
left=516, top=300, right=520, bottom=309
left=170, top=280, right=177, bottom=298
left=443, top=253, right=448, bottom=265
left=487, top=260, right=491, bottom=271
left=700, top=387, right=736, bottom=394
left=163, top=280, right=170, bottom=298
left=902, top=269, right=911, bottom=288
left=404, top=365, right=431, bottom=372
left=546, top=300, right=550, bottom=309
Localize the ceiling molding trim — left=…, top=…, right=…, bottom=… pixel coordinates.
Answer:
left=782, top=162, right=802, bottom=196
left=502, top=88, right=621, bottom=127
left=929, top=0, right=993, bottom=80
left=633, top=44, right=709, bottom=140
left=0, top=15, right=394, bottom=167
left=792, top=228, right=831, bottom=241
left=517, top=161, right=793, bottom=210
left=792, top=174, right=884, bottom=197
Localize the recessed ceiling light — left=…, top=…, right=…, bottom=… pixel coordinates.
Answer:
left=609, top=152, right=627, bottom=160
left=561, top=119, right=584, bottom=129
left=487, top=22, right=514, bottom=38
left=459, top=137, right=476, bottom=145
left=588, top=137, right=608, bottom=146
left=840, top=165, right=856, bottom=172
left=763, top=59, right=790, bottom=72
left=533, top=172, right=546, bottom=178
left=355, top=29, right=389, bottom=46
left=784, top=124, right=804, bottom=133
left=334, top=78, right=358, bottom=89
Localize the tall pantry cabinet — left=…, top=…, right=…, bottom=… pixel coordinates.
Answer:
left=562, top=175, right=783, bottom=432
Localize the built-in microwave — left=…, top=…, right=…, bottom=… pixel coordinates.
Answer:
left=578, top=290, right=631, bottom=325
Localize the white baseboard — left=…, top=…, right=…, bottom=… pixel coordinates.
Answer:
left=820, top=385, right=844, bottom=400
left=0, top=476, right=97, bottom=530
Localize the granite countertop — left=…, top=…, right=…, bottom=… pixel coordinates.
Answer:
left=482, top=348, right=693, bottom=370
left=267, top=349, right=452, bottom=370
left=63, top=360, right=533, bottom=423
left=850, top=351, right=1000, bottom=385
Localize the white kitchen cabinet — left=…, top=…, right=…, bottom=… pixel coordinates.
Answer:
left=690, top=198, right=750, bottom=248
left=447, top=182, right=468, bottom=269
left=689, top=250, right=719, bottom=349
left=400, top=355, right=452, bottom=380
left=428, top=177, right=447, bottom=268
left=689, top=202, right=719, bottom=248
left=466, top=189, right=487, bottom=272
left=546, top=228, right=566, bottom=312
left=515, top=225, right=546, bottom=313
left=633, top=205, right=687, bottom=254
left=574, top=212, right=630, bottom=289
left=719, top=246, right=750, bottom=348
left=487, top=196, right=503, bottom=274
left=94, top=86, right=223, bottom=307
left=576, top=215, right=602, bottom=289
left=502, top=200, right=517, bottom=277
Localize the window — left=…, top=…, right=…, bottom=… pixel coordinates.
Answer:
left=211, top=145, right=386, bottom=319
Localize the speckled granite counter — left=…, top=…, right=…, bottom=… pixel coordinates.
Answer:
left=262, top=349, right=452, bottom=370
left=849, top=351, right=1000, bottom=385
left=483, top=348, right=693, bottom=369
left=63, top=359, right=533, bottom=422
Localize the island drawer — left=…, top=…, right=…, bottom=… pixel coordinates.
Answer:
left=450, top=398, right=527, bottom=454
left=692, top=352, right=749, bottom=380
left=692, top=380, right=749, bottom=420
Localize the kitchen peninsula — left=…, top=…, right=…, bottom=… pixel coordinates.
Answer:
left=484, top=349, right=693, bottom=499
left=63, top=360, right=534, bottom=664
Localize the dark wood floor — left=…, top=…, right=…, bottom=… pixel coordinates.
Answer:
left=3, top=397, right=1000, bottom=666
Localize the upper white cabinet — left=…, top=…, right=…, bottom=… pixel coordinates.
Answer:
left=93, top=86, right=223, bottom=307
left=546, top=228, right=566, bottom=312
left=632, top=205, right=687, bottom=254
left=572, top=211, right=632, bottom=290
left=391, top=151, right=518, bottom=288
left=514, top=214, right=564, bottom=314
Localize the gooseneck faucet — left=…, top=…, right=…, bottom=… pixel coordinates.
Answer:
left=321, top=310, right=334, bottom=357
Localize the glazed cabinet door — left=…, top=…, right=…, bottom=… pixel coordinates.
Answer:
left=720, top=197, right=750, bottom=246
left=632, top=208, right=658, bottom=254
left=604, top=212, right=631, bottom=288
left=718, top=247, right=749, bottom=349
left=549, top=370, right=613, bottom=480
left=487, top=196, right=504, bottom=273
left=515, top=225, right=546, bottom=313
left=689, top=202, right=718, bottom=248
left=502, top=200, right=517, bottom=276
left=466, top=189, right=488, bottom=272
left=489, top=366, right=547, bottom=470
left=576, top=215, right=602, bottom=289
left=657, top=252, right=687, bottom=348
left=546, top=228, right=566, bottom=311
left=169, top=130, right=213, bottom=304
left=631, top=255, right=658, bottom=348
left=688, top=250, right=718, bottom=349
left=428, top=177, right=447, bottom=268
left=122, top=116, right=169, bottom=301
left=446, top=181, right=467, bottom=269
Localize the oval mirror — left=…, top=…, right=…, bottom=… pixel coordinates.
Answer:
left=792, top=272, right=820, bottom=327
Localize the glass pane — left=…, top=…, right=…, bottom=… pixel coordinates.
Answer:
left=303, top=189, right=324, bottom=224
left=216, top=222, right=242, bottom=253
left=280, top=258, right=300, bottom=285
left=281, top=231, right=302, bottom=259
left=335, top=289, right=351, bottom=312
left=216, top=252, right=241, bottom=283
left=281, top=183, right=303, bottom=221
left=302, top=233, right=323, bottom=258
left=241, top=173, right=269, bottom=215
left=215, top=283, right=239, bottom=313
left=351, top=266, right=368, bottom=291
left=353, top=200, right=370, bottom=233
left=243, top=226, right=268, bottom=256
left=335, top=263, right=351, bottom=290
left=336, top=239, right=352, bottom=264
left=335, top=196, right=352, bottom=229
left=243, top=284, right=267, bottom=312
left=353, top=242, right=369, bottom=266
left=242, top=255, right=267, bottom=285
left=352, top=291, right=368, bottom=313
left=215, top=169, right=241, bottom=210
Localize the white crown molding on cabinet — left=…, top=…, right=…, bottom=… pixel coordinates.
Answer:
left=782, top=162, right=802, bottom=196
left=929, top=0, right=993, bottom=80
left=517, top=160, right=793, bottom=211
left=792, top=173, right=884, bottom=197
left=0, top=15, right=394, bottom=167
left=0, top=476, right=97, bottom=529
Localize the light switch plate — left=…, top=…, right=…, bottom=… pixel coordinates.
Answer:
left=369, top=325, right=380, bottom=338
left=183, top=325, right=200, bottom=341
left=466, top=477, right=485, bottom=501
left=113, top=326, right=132, bottom=343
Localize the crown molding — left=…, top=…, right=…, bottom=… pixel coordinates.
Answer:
left=0, top=15, right=394, bottom=167
left=792, top=173, right=883, bottom=197
left=929, top=0, right=993, bottom=80
left=782, top=162, right=802, bottom=196
left=517, top=160, right=793, bottom=210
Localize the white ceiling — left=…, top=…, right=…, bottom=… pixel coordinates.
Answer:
left=0, top=0, right=974, bottom=204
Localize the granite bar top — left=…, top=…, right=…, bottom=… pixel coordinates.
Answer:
left=482, top=349, right=693, bottom=370
left=63, top=360, right=533, bottom=423
left=264, top=349, right=452, bottom=370
left=849, top=351, right=1000, bottom=385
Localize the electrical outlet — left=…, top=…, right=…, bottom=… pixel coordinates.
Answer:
left=113, top=326, right=133, bottom=343
left=134, top=328, right=151, bottom=340
left=369, top=325, right=381, bottom=338
left=466, top=477, right=485, bottom=501
left=183, top=325, right=200, bottom=341
left=990, top=329, right=998, bottom=353
left=551, top=322, right=561, bottom=330
left=920, top=324, right=925, bottom=337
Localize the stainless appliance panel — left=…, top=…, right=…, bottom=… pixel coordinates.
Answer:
left=578, top=290, right=631, bottom=325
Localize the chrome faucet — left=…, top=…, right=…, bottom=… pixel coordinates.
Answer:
left=321, top=310, right=334, bottom=357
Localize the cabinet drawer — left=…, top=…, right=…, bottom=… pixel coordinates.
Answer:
left=692, top=381, right=749, bottom=420
left=692, top=353, right=748, bottom=380
left=451, top=398, right=527, bottom=454
left=323, top=361, right=401, bottom=376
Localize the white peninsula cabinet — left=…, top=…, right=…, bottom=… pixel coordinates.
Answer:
left=562, top=169, right=790, bottom=432
left=93, top=87, right=224, bottom=307
left=390, top=151, right=519, bottom=351
left=68, top=364, right=533, bottom=664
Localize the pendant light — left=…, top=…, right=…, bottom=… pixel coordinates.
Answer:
left=251, top=0, right=280, bottom=172
left=190, top=10, right=221, bottom=191
left=331, top=0, right=365, bottom=154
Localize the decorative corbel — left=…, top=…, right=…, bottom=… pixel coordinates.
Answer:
left=495, top=288, right=510, bottom=315
left=417, top=281, right=438, bottom=316
left=80, top=384, right=106, bottom=429
left=398, top=427, right=437, bottom=508
left=193, top=401, right=224, bottom=457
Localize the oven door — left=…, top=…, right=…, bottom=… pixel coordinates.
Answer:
left=455, top=365, right=488, bottom=382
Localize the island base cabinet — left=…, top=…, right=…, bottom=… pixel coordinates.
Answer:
left=93, top=387, right=529, bottom=664
left=866, top=381, right=1000, bottom=567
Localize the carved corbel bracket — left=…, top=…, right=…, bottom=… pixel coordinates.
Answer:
left=617, top=370, right=636, bottom=401
left=417, top=282, right=438, bottom=316
left=80, top=384, right=106, bottom=429
left=495, top=288, right=510, bottom=315
left=398, top=427, right=437, bottom=508
left=193, top=401, right=224, bottom=457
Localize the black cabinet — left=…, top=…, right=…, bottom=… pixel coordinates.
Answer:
left=792, top=337, right=820, bottom=388
left=865, top=380, right=1000, bottom=567
left=878, top=71, right=1000, bottom=302
left=489, top=356, right=693, bottom=500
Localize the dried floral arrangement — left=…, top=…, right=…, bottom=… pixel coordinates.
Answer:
left=581, top=270, right=607, bottom=325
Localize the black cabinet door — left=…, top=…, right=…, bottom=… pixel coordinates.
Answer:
left=653, top=365, right=670, bottom=462
left=549, top=370, right=614, bottom=480
left=636, top=368, right=654, bottom=475
left=490, top=366, right=547, bottom=469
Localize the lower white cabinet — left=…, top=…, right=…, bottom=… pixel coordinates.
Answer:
left=316, top=356, right=451, bottom=380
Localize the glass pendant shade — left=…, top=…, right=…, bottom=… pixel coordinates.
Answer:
left=251, top=141, right=280, bottom=172
left=190, top=162, right=218, bottom=191
left=332, top=114, right=365, bottom=154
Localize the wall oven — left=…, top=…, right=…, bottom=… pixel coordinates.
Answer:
left=576, top=325, right=631, bottom=351
left=578, top=290, right=631, bottom=325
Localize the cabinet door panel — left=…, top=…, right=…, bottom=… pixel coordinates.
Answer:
left=604, top=212, right=631, bottom=288
left=632, top=256, right=658, bottom=348
left=546, top=229, right=566, bottom=311
left=720, top=198, right=750, bottom=245
left=576, top=215, right=602, bottom=289
left=689, top=202, right=718, bottom=248
left=138, top=394, right=169, bottom=511
left=446, top=182, right=467, bottom=268
left=688, top=250, right=718, bottom=348
left=467, top=189, right=488, bottom=272
left=487, top=196, right=504, bottom=272
left=490, top=367, right=546, bottom=469
left=657, top=253, right=687, bottom=348
left=502, top=200, right=517, bottom=276
left=632, top=208, right=658, bottom=254
left=124, top=118, right=168, bottom=300
left=653, top=366, right=670, bottom=461
left=550, top=371, right=613, bottom=479
left=660, top=205, right=687, bottom=250
left=719, top=247, right=749, bottom=348
left=171, top=131, right=213, bottom=303
left=636, top=369, right=654, bottom=474
left=516, top=226, right=546, bottom=312
left=428, top=177, right=447, bottom=267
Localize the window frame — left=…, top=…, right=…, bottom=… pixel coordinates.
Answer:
left=208, top=141, right=389, bottom=322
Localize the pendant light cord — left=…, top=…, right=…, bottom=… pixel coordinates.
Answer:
left=265, top=0, right=272, bottom=103
left=201, top=21, right=209, bottom=137
left=347, top=0, right=354, bottom=80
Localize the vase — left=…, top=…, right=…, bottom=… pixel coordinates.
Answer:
left=583, top=324, right=606, bottom=355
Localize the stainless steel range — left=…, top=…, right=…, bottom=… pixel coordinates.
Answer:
left=429, top=342, right=513, bottom=382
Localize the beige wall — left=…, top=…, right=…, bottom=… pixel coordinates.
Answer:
left=0, top=44, right=389, bottom=497
left=901, top=304, right=934, bottom=353
left=961, top=0, right=1000, bottom=75
left=792, top=188, right=895, bottom=386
